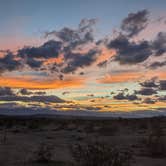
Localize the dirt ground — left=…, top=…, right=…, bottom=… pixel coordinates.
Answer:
left=0, top=116, right=166, bottom=166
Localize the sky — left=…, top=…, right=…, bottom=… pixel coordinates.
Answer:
left=0, top=0, right=166, bottom=116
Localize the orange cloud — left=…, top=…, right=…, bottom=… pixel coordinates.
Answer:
left=98, top=72, right=141, bottom=83
left=0, top=76, right=84, bottom=89
left=96, top=47, right=116, bottom=64
left=142, top=70, right=166, bottom=81
left=98, top=71, right=166, bottom=84
left=44, top=54, right=64, bottom=65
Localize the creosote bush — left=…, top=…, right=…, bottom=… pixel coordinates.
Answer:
left=34, top=143, right=53, bottom=163
left=145, top=120, right=166, bottom=157
left=71, top=142, right=132, bottom=166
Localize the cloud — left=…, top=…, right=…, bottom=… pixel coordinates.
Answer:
left=153, top=32, right=166, bottom=56
left=61, top=49, right=100, bottom=73
left=19, top=88, right=46, bottom=95
left=149, top=61, right=166, bottom=69
left=143, top=32, right=166, bottom=69
left=45, top=18, right=97, bottom=50
left=0, top=52, right=21, bottom=73
left=0, top=95, right=65, bottom=103
left=157, top=96, right=166, bottom=102
left=9, top=19, right=99, bottom=75
left=0, top=76, right=84, bottom=89
left=97, top=60, right=107, bottom=68
left=139, top=78, right=166, bottom=93
left=18, top=40, right=62, bottom=59
left=0, top=87, right=14, bottom=96
left=135, top=88, right=157, bottom=96
left=159, top=80, right=166, bottom=90
left=143, top=97, right=156, bottom=104
left=0, top=11, right=164, bottom=92
left=108, top=34, right=152, bottom=64
left=98, top=72, right=141, bottom=84
left=34, top=91, right=46, bottom=95
left=113, top=92, right=139, bottom=101
left=121, top=9, right=149, bottom=37
left=0, top=86, right=64, bottom=103
left=62, top=91, right=70, bottom=95
left=26, top=58, right=43, bottom=69
left=19, top=88, right=33, bottom=95
left=140, top=78, right=158, bottom=88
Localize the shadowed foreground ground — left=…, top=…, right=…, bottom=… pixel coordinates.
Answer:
left=0, top=116, right=166, bottom=166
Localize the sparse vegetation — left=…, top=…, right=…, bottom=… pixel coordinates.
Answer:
left=34, top=143, right=53, bottom=163
left=0, top=117, right=166, bottom=165
left=71, top=142, right=132, bottom=166
left=145, top=120, right=166, bottom=157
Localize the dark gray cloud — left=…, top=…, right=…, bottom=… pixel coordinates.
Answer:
left=157, top=96, right=166, bottom=102
left=0, top=95, right=65, bottom=103
left=26, top=58, right=43, bottom=69
left=108, top=34, right=152, bottom=64
left=135, top=88, right=157, bottom=96
left=113, top=92, right=139, bottom=101
left=18, top=40, right=62, bottom=59
left=153, top=32, right=166, bottom=56
left=0, top=87, right=14, bottom=96
left=107, top=31, right=166, bottom=66
left=140, top=78, right=158, bottom=88
left=0, top=19, right=99, bottom=76
left=121, top=9, right=149, bottom=37
left=19, top=88, right=33, bottom=95
left=19, top=88, right=46, bottom=96
left=34, top=91, right=46, bottom=95
left=159, top=80, right=166, bottom=90
left=45, top=18, right=97, bottom=50
left=149, top=61, right=166, bottom=69
left=0, top=52, right=21, bottom=73
left=0, top=13, right=164, bottom=77
left=0, top=86, right=62, bottom=103
left=16, top=40, right=63, bottom=72
left=61, top=49, right=100, bottom=73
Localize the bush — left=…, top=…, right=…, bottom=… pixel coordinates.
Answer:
left=71, top=142, right=132, bottom=166
left=34, top=143, right=53, bottom=163
left=145, top=120, right=166, bottom=157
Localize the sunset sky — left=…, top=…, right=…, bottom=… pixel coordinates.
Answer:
left=0, top=0, right=166, bottom=116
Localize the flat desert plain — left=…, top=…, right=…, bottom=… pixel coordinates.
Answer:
left=0, top=116, right=166, bottom=166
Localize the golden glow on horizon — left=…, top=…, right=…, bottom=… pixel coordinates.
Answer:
left=0, top=76, right=84, bottom=89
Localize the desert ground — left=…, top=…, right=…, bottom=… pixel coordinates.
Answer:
left=0, top=115, right=166, bottom=166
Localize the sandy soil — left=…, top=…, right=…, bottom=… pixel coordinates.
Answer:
left=0, top=116, right=166, bottom=166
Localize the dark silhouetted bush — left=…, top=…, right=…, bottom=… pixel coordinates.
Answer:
left=34, top=143, right=53, bottom=163
left=145, top=120, right=166, bottom=157
left=71, top=142, right=132, bottom=166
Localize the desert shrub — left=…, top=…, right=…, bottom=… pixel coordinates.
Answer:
left=1, top=128, right=7, bottom=144
left=34, top=143, right=53, bottom=163
left=144, top=120, right=166, bottom=157
left=71, top=142, right=132, bottom=166
left=146, top=135, right=166, bottom=157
